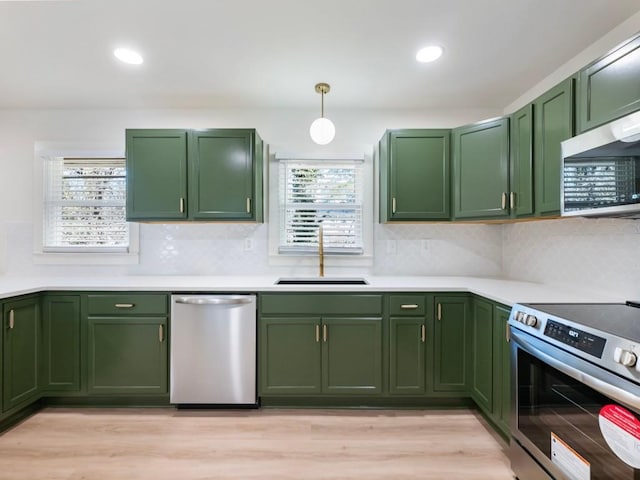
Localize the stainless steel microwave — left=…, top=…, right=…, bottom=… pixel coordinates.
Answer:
left=561, top=110, right=640, bottom=218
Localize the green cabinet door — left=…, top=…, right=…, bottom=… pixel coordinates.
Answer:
left=189, top=129, right=262, bottom=221
left=578, top=34, right=640, bottom=132
left=3, top=296, right=40, bottom=411
left=389, top=317, right=426, bottom=394
left=322, top=317, right=383, bottom=395
left=510, top=104, right=534, bottom=217
left=259, top=317, right=322, bottom=395
left=453, top=117, right=510, bottom=219
left=42, top=295, right=81, bottom=393
left=432, top=296, right=470, bottom=393
left=493, top=305, right=511, bottom=436
left=87, top=317, right=167, bottom=395
left=126, top=129, right=188, bottom=220
left=379, top=129, right=450, bottom=221
left=534, top=77, right=575, bottom=216
left=471, top=298, right=493, bottom=413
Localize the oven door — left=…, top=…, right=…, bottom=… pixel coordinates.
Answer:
left=511, top=327, right=640, bottom=480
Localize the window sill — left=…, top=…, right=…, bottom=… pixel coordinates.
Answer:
left=33, top=252, right=139, bottom=266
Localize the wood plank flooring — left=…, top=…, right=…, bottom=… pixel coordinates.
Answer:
left=0, top=408, right=514, bottom=480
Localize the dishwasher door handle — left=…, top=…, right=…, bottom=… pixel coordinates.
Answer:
left=174, top=296, right=254, bottom=306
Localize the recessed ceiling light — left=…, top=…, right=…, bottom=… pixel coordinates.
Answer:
left=416, top=45, right=443, bottom=63
left=113, top=48, right=144, bottom=65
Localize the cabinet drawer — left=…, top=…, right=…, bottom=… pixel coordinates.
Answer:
left=260, top=294, right=382, bottom=315
left=389, top=295, right=426, bottom=316
left=86, top=294, right=168, bottom=316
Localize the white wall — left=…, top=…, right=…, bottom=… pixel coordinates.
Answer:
left=0, top=106, right=503, bottom=278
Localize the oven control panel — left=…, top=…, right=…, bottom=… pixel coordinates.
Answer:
left=543, top=319, right=606, bottom=358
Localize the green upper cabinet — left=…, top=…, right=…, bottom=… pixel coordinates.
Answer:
left=533, top=77, right=575, bottom=216
left=189, top=129, right=263, bottom=221
left=578, top=34, right=640, bottom=133
left=509, top=104, right=534, bottom=217
left=452, top=117, right=510, bottom=219
left=379, top=129, right=450, bottom=221
left=126, top=129, right=189, bottom=221
left=41, top=295, right=81, bottom=394
left=3, top=296, right=41, bottom=412
left=126, top=128, right=263, bottom=222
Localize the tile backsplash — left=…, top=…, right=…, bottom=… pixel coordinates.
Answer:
left=3, top=217, right=639, bottom=300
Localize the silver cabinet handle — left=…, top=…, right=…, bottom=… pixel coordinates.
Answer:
left=421, top=324, right=426, bottom=343
left=501, top=192, right=507, bottom=210
left=8, top=309, right=14, bottom=329
left=323, top=324, right=327, bottom=343
left=179, top=197, right=185, bottom=213
left=392, top=197, right=397, bottom=214
left=400, top=304, right=419, bottom=309
left=174, top=296, right=253, bottom=306
left=437, top=303, right=442, bottom=321
left=315, top=324, right=320, bottom=343
left=510, top=192, right=516, bottom=210
left=506, top=322, right=510, bottom=342
left=159, top=324, right=165, bottom=342
left=115, top=303, right=135, bottom=309
left=246, top=197, right=251, bottom=214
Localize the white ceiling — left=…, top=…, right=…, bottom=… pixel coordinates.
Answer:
left=1, top=0, right=640, bottom=110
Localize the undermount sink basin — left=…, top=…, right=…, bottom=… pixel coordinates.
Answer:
left=275, top=277, right=369, bottom=285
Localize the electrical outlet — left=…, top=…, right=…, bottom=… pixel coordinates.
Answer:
left=244, top=238, right=255, bottom=252
left=386, top=239, right=397, bottom=255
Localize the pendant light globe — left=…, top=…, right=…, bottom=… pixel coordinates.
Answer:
left=310, top=83, right=335, bottom=145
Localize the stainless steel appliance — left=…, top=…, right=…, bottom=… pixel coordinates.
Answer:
left=509, top=302, right=640, bottom=480
left=561, top=110, right=640, bottom=218
left=170, top=294, right=257, bottom=406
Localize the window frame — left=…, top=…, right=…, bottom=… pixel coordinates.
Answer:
left=33, top=142, right=139, bottom=265
left=268, top=151, right=374, bottom=269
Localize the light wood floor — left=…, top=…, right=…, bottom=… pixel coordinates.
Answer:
left=0, top=408, right=514, bottom=480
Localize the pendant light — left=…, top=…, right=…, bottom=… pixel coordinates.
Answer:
left=309, top=83, right=335, bottom=145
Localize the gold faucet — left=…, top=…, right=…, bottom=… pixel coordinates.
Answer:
left=318, top=223, right=324, bottom=277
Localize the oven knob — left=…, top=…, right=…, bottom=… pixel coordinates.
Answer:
left=524, top=314, right=538, bottom=327
left=614, top=347, right=637, bottom=367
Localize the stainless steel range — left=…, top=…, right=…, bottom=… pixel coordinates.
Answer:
left=509, top=302, right=640, bottom=480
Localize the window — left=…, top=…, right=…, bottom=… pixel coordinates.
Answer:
left=43, top=157, right=129, bottom=252
left=279, top=159, right=363, bottom=254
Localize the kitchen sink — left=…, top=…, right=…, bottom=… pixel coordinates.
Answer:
left=275, top=277, right=369, bottom=285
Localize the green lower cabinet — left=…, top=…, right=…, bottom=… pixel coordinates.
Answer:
left=323, top=317, right=383, bottom=395
left=389, top=317, right=426, bottom=395
left=3, top=296, right=41, bottom=412
left=42, top=295, right=81, bottom=393
left=432, top=296, right=470, bottom=393
left=259, top=317, right=322, bottom=395
left=87, top=317, right=168, bottom=395
left=471, top=298, right=494, bottom=412
left=493, top=305, right=511, bottom=436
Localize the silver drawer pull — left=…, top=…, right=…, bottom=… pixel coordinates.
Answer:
left=9, top=309, right=15, bottom=329
left=115, top=303, right=135, bottom=309
left=400, top=304, right=419, bottom=309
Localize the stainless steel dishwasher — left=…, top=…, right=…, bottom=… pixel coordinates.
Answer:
left=170, top=294, right=257, bottom=406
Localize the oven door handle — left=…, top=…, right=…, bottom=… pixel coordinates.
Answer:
left=514, top=331, right=640, bottom=410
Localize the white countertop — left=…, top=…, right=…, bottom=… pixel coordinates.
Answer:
left=0, top=275, right=623, bottom=306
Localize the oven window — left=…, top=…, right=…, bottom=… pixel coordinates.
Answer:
left=517, top=348, right=640, bottom=479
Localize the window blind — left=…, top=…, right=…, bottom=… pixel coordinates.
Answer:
left=279, top=160, right=363, bottom=254
left=43, top=157, right=129, bottom=252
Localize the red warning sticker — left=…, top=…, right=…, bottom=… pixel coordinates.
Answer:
left=599, top=404, right=640, bottom=468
